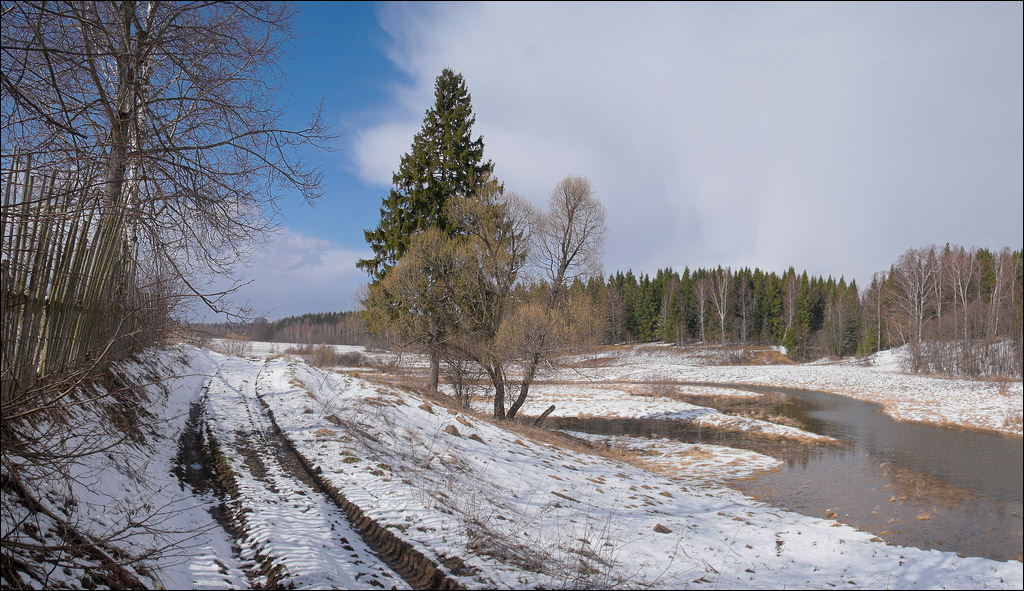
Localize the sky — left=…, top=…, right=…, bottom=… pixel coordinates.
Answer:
left=207, top=1, right=1023, bottom=322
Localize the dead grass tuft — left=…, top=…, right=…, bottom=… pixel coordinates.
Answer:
left=745, top=350, right=796, bottom=365
left=1002, top=407, right=1023, bottom=430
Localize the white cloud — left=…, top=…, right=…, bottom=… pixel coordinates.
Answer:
left=354, top=2, right=1022, bottom=285
left=200, top=228, right=370, bottom=321
left=351, top=121, right=420, bottom=187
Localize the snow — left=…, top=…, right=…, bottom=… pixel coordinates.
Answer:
left=524, top=343, right=1023, bottom=436
left=3, top=341, right=1021, bottom=589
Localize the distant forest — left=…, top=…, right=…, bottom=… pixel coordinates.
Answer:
left=193, top=311, right=376, bottom=348
left=194, top=244, right=1022, bottom=377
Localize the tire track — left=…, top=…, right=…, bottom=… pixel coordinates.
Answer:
left=251, top=360, right=464, bottom=590
left=202, top=355, right=409, bottom=589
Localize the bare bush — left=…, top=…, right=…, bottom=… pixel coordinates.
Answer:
left=211, top=334, right=251, bottom=358
left=285, top=344, right=367, bottom=368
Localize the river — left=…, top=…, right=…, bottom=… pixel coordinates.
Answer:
left=552, top=384, right=1023, bottom=562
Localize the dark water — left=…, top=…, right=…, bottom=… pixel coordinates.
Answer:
left=553, top=385, right=1024, bottom=562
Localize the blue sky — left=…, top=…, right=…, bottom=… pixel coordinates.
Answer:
left=208, top=1, right=1023, bottom=322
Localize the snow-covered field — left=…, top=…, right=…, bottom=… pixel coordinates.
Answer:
left=520, top=343, right=1023, bottom=437
left=224, top=339, right=1022, bottom=437
left=4, top=342, right=1021, bottom=589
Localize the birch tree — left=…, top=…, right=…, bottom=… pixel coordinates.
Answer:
left=2, top=1, right=335, bottom=315
left=709, top=267, right=733, bottom=344
left=694, top=276, right=710, bottom=342
left=944, top=246, right=977, bottom=344
left=892, top=247, right=938, bottom=369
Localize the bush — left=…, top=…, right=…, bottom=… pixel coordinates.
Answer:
left=284, top=344, right=365, bottom=368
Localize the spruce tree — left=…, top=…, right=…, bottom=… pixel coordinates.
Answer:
left=357, top=69, right=495, bottom=281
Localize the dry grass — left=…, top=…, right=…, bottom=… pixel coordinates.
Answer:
left=745, top=349, right=796, bottom=365
left=284, top=344, right=367, bottom=368
left=1002, top=407, right=1023, bottom=430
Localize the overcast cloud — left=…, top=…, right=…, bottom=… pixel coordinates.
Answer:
left=353, top=2, right=1023, bottom=287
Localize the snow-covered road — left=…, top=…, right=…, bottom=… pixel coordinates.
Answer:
left=202, top=354, right=409, bottom=589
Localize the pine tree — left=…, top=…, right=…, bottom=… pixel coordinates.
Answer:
left=357, top=69, right=495, bottom=281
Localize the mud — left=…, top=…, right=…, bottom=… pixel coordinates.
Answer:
left=257, top=400, right=464, bottom=590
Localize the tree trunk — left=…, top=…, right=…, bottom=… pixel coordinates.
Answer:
left=506, top=352, right=540, bottom=420
left=532, top=405, right=556, bottom=428
left=488, top=363, right=506, bottom=420
left=427, top=345, right=439, bottom=392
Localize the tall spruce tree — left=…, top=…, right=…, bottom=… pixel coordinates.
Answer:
left=357, top=69, right=495, bottom=281
left=359, top=69, right=495, bottom=390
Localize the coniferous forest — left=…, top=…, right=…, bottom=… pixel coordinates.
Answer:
left=593, top=243, right=1022, bottom=378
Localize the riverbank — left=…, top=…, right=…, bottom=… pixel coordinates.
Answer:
left=229, top=340, right=1021, bottom=436
left=206, top=344, right=1021, bottom=587
left=523, top=343, right=1023, bottom=437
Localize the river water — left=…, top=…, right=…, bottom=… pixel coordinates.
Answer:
left=554, top=385, right=1023, bottom=562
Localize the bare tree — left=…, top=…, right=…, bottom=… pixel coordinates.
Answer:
left=605, top=284, right=626, bottom=344
left=822, top=282, right=859, bottom=358
left=932, top=247, right=945, bottom=322
left=2, top=3, right=335, bottom=582
left=863, top=271, right=888, bottom=353
left=782, top=269, right=799, bottom=345
left=709, top=267, right=732, bottom=344
left=944, top=246, right=977, bottom=344
left=445, top=190, right=535, bottom=419
left=694, top=276, right=711, bottom=342
left=509, top=176, right=606, bottom=419
left=2, top=1, right=335, bottom=317
left=988, top=248, right=1017, bottom=340
left=533, top=176, right=607, bottom=303
left=736, top=271, right=753, bottom=344
left=892, top=247, right=939, bottom=369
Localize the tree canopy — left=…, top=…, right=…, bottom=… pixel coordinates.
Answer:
left=357, top=68, right=496, bottom=282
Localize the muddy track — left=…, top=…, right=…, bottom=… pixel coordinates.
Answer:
left=203, top=357, right=463, bottom=590
left=251, top=393, right=463, bottom=590
left=172, top=398, right=252, bottom=587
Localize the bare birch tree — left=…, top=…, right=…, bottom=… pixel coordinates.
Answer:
left=892, top=247, right=938, bottom=369
left=709, top=267, right=732, bottom=344
left=944, top=246, right=977, bottom=344
left=988, top=248, right=1018, bottom=340
left=782, top=269, right=799, bottom=345
left=2, top=1, right=335, bottom=316
left=863, top=271, right=888, bottom=353
left=694, top=277, right=711, bottom=342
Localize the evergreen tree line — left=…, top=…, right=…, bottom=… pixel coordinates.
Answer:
left=582, top=244, right=1021, bottom=376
